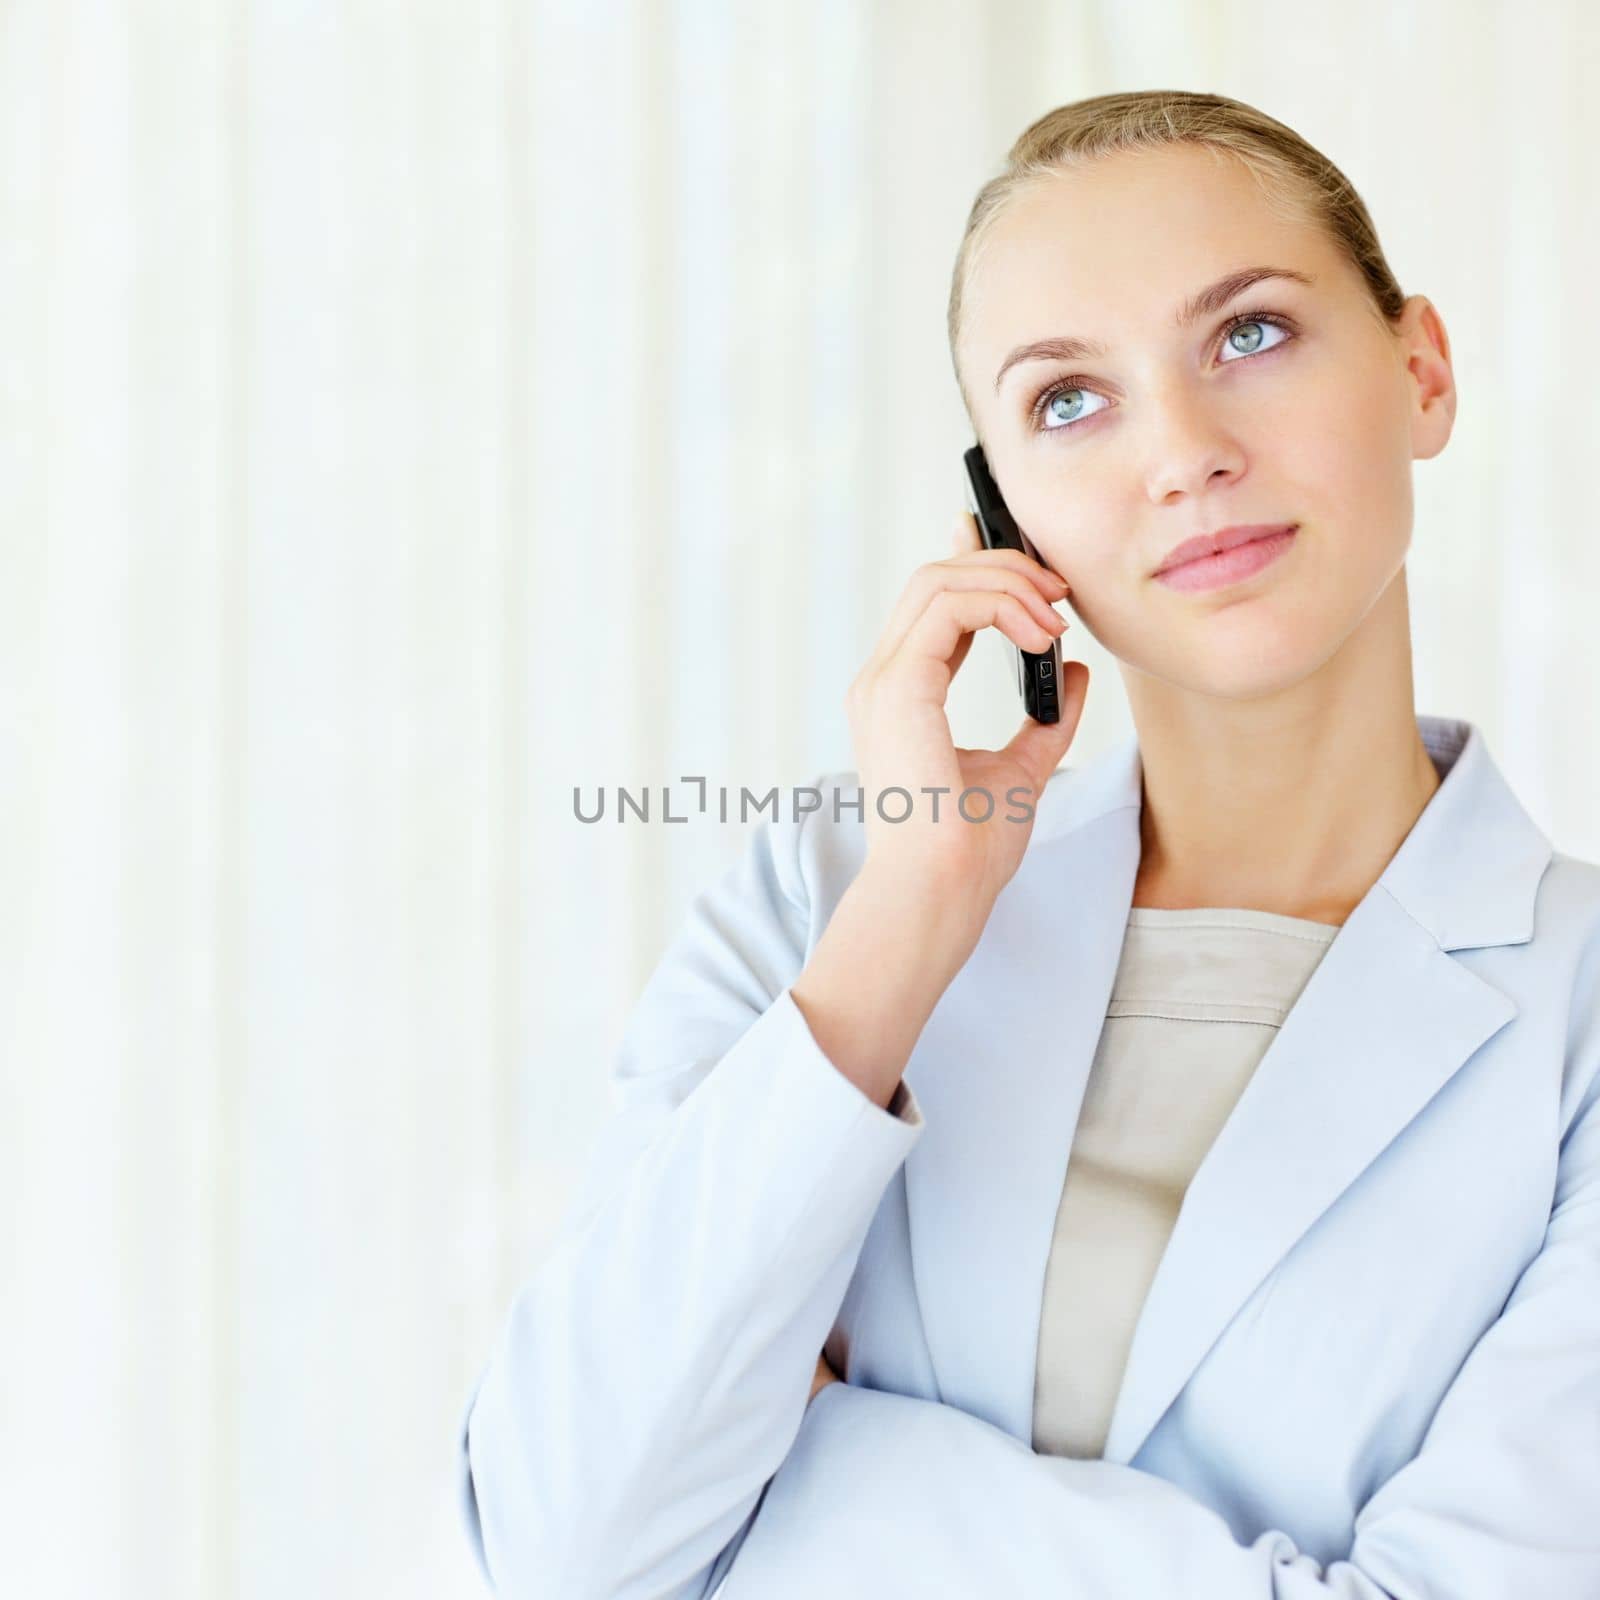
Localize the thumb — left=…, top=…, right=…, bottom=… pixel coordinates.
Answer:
left=999, top=662, right=1088, bottom=795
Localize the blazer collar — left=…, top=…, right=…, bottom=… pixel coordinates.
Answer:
left=1029, top=712, right=1550, bottom=952
left=900, top=712, right=1553, bottom=1467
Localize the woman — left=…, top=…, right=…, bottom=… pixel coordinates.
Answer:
left=456, top=91, right=1600, bottom=1597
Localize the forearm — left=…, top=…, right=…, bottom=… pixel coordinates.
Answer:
left=461, top=997, right=920, bottom=1598
left=790, top=866, right=983, bottom=1111
left=726, top=1383, right=1397, bottom=1598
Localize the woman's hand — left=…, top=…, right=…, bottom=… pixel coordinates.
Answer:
left=808, top=1350, right=841, bottom=1404
left=845, top=510, right=1090, bottom=912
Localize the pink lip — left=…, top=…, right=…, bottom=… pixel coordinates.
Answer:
left=1153, top=524, right=1298, bottom=593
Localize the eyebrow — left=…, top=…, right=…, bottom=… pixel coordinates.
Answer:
left=992, top=265, right=1317, bottom=393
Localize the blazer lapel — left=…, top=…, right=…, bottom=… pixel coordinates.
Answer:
left=899, top=714, right=1553, bottom=1467
left=901, top=730, right=1145, bottom=1441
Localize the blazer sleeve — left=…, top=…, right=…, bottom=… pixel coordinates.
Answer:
left=454, top=785, right=926, bottom=1599
left=718, top=1033, right=1600, bottom=1597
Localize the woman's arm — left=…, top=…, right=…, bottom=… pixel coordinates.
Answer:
left=459, top=526, right=1085, bottom=1598
left=456, top=805, right=948, bottom=1600
left=721, top=1052, right=1600, bottom=1598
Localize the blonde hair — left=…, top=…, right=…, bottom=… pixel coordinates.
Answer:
left=948, top=89, right=1408, bottom=420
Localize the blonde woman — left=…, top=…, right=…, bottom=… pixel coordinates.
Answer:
left=457, top=91, right=1600, bottom=1597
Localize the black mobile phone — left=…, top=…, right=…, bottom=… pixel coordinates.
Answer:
left=962, top=443, right=1062, bottom=724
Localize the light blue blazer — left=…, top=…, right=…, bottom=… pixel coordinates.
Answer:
left=456, top=713, right=1600, bottom=1597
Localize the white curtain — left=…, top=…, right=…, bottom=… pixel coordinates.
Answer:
left=3, top=2, right=1596, bottom=1596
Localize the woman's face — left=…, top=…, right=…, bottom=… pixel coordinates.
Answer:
left=958, top=144, right=1455, bottom=701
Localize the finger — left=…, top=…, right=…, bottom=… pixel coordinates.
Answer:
left=944, top=629, right=976, bottom=683
left=951, top=511, right=1072, bottom=594
left=943, top=544, right=1073, bottom=626
left=948, top=539, right=1069, bottom=596
left=885, top=588, right=1060, bottom=697
left=871, top=560, right=1068, bottom=674
left=950, top=509, right=984, bottom=556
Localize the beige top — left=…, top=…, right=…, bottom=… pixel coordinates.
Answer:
left=1031, top=905, right=1340, bottom=1459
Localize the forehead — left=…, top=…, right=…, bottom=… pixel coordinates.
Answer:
left=963, top=146, right=1338, bottom=369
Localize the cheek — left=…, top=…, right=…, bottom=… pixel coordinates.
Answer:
left=1011, top=483, right=1124, bottom=580
left=1020, top=491, right=1178, bottom=647
left=1266, top=365, right=1411, bottom=509
left=1294, top=407, right=1414, bottom=577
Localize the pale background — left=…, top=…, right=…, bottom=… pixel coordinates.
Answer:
left=3, top=1, right=1598, bottom=1596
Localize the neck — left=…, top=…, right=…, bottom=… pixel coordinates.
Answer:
left=1125, top=568, right=1441, bottom=925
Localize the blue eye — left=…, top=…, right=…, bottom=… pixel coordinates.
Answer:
left=1028, top=308, right=1299, bottom=436
left=1218, top=315, right=1293, bottom=363
left=1036, top=386, right=1110, bottom=432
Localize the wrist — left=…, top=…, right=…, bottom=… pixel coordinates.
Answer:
left=846, top=861, right=990, bottom=967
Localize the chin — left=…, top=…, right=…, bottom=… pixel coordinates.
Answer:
left=1119, top=624, right=1333, bottom=702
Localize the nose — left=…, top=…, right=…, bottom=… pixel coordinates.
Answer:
left=1141, top=384, right=1246, bottom=504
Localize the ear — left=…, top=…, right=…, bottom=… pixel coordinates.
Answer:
left=1398, top=294, right=1457, bottom=462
